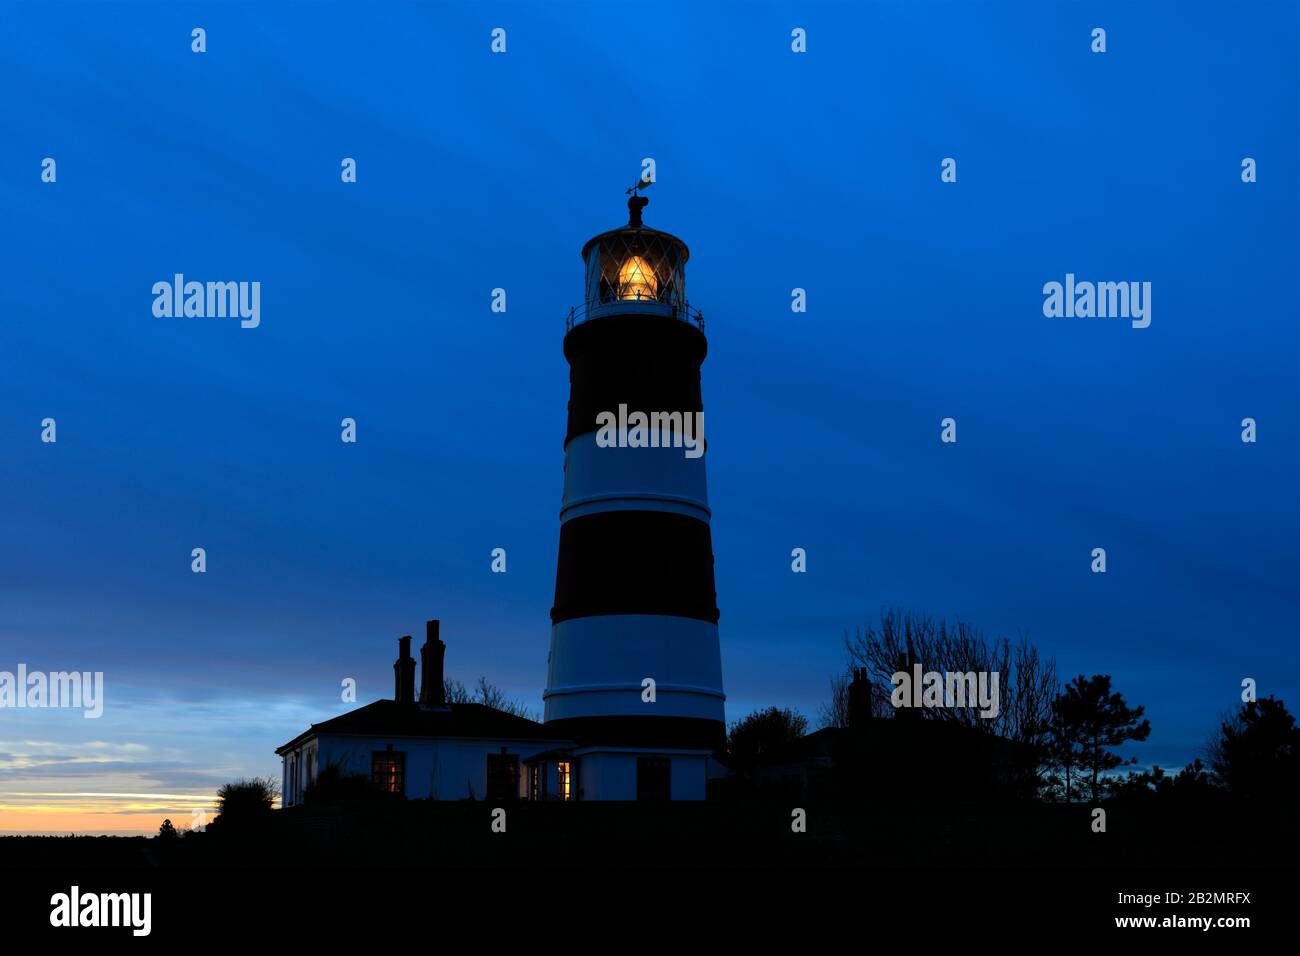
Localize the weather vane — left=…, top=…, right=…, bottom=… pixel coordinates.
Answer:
left=625, top=173, right=656, bottom=196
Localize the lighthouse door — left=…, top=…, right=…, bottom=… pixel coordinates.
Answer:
left=635, top=757, right=671, bottom=802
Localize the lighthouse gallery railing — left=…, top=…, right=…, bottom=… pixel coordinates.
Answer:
left=565, top=300, right=705, bottom=333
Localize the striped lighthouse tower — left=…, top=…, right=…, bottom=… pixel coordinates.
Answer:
left=544, top=194, right=726, bottom=774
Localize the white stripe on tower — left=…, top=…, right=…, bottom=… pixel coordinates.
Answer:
left=560, top=434, right=710, bottom=524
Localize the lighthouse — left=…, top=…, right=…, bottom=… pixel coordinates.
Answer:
left=540, top=193, right=725, bottom=799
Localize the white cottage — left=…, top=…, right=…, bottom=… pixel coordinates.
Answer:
left=276, top=621, right=720, bottom=804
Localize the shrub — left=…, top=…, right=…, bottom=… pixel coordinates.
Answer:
left=215, top=776, right=279, bottom=826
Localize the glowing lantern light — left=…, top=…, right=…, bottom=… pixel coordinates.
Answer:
left=617, top=255, right=658, bottom=301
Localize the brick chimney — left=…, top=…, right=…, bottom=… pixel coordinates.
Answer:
left=394, top=635, right=416, bottom=703
left=420, top=619, right=446, bottom=707
left=848, top=667, right=872, bottom=730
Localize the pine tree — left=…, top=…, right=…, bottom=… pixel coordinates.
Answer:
left=1048, top=675, right=1151, bottom=802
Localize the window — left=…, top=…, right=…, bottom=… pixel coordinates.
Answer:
left=486, top=750, right=520, bottom=802
left=371, top=749, right=405, bottom=795
left=528, top=765, right=540, bottom=801
left=637, top=757, right=671, bottom=802
left=588, top=232, right=686, bottom=310
left=556, top=760, right=573, bottom=802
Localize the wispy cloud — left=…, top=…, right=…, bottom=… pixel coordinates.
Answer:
left=0, top=692, right=330, bottom=832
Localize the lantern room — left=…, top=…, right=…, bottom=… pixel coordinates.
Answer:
left=570, top=196, right=700, bottom=330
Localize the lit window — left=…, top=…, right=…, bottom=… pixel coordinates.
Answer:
left=617, top=256, right=658, bottom=301
left=556, top=760, right=573, bottom=801
left=371, top=750, right=405, bottom=795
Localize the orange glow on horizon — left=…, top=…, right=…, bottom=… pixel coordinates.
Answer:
left=0, top=792, right=225, bottom=836
left=0, top=808, right=212, bottom=836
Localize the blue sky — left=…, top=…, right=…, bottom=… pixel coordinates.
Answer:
left=2, top=1, right=1298, bottom=831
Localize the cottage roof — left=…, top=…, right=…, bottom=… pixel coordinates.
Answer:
left=276, top=700, right=573, bottom=754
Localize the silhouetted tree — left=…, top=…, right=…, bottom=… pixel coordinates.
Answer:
left=728, top=707, right=808, bottom=765
left=443, top=676, right=539, bottom=721
left=156, top=818, right=178, bottom=839
left=215, top=776, right=279, bottom=825
left=845, top=609, right=1057, bottom=742
left=819, top=672, right=851, bottom=729
left=1047, top=675, right=1150, bottom=802
left=1164, top=758, right=1214, bottom=797
left=1207, top=696, right=1300, bottom=800
left=1108, top=759, right=1215, bottom=801
left=843, top=608, right=1058, bottom=794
